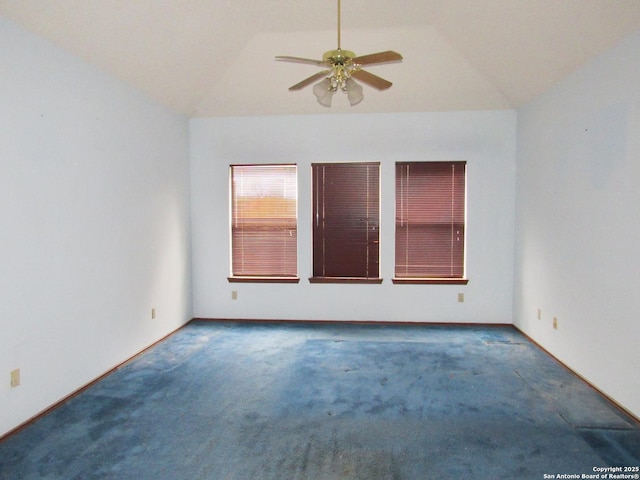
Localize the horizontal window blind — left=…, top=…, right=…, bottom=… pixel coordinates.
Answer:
left=312, top=162, right=380, bottom=278
left=231, top=165, right=297, bottom=277
left=395, top=161, right=466, bottom=278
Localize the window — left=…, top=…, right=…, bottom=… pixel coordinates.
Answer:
left=394, top=161, right=467, bottom=284
left=311, top=162, right=381, bottom=283
left=229, top=165, right=298, bottom=282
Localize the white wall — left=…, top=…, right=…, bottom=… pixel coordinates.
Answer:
left=514, top=31, right=640, bottom=418
left=0, top=18, right=192, bottom=436
left=191, top=110, right=516, bottom=323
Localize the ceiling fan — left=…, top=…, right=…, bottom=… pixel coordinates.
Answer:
left=275, top=0, right=402, bottom=107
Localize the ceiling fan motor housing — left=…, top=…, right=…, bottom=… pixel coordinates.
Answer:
left=323, top=49, right=356, bottom=65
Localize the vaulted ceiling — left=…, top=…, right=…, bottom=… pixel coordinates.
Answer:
left=2, top=0, right=640, bottom=117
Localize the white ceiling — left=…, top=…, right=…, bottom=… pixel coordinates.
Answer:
left=2, top=0, right=640, bottom=117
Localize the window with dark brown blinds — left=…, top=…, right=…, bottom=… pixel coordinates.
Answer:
left=395, top=161, right=466, bottom=281
left=230, top=165, right=297, bottom=279
left=312, top=162, right=380, bottom=281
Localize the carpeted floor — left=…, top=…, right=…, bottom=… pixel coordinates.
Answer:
left=1, top=320, right=639, bottom=479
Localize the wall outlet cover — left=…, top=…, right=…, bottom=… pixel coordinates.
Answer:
left=10, top=368, right=20, bottom=388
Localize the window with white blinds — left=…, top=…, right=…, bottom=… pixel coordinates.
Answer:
left=230, top=165, right=298, bottom=282
left=394, top=161, right=467, bottom=283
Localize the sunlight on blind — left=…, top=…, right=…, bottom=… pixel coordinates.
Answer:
left=231, top=165, right=297, bottom=277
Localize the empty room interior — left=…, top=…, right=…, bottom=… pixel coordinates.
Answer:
left=1, top=1, right=640, bottom=478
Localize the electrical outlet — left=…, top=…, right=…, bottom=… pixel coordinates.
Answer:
left=457, top=292, right=464, bottom=303
left=553, top=317, right=558, bottom=329
left=231, top=290, right=238, bottom=300
left=151, top=308, right=156, bottom=319
left=537, top=308, right=541, bottom=320
left=10, top=368, right=20, bottom=388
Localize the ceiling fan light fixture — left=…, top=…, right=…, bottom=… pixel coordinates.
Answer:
left=345, top=78, right=363, bottom=106
left=313, top=78, right=336, bottom=107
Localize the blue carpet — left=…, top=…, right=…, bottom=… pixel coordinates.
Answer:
left=1, top=321, right=638, bottom=479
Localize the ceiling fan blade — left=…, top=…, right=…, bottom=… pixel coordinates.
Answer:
left=350, top=69, right=393, bottom=90
left=288, top=70, right=332, bottom=91
left=275, top=56, right=326, bottom=67
left=352, top=51, right=403, bottom=66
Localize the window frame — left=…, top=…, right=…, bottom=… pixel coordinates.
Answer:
left=310, top=161, right=382, bottom=284
left=228, top=163, right=300, bottom=284
left=393, top=161, right=468, bottom=285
